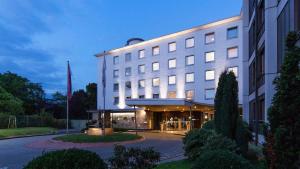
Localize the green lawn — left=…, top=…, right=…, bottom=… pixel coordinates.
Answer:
left=155, top=160, right=191, bottom=169
left=54, top=132, right=142, bottom=143
left=0, top=127, right=56, bottom=139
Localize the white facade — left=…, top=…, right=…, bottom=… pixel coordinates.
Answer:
left=96, top=16, right=243, bottom=112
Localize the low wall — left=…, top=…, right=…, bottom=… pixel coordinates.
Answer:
left=70, top=120, right=87, bottom=130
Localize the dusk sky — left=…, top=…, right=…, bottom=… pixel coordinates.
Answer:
left=0, top=0, right=242, bottom=95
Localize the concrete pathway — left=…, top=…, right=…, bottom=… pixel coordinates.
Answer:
left=0, top=132, right=184, bottom=169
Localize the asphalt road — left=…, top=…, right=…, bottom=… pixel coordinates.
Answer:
left=0, top=132, right=184, bottom=169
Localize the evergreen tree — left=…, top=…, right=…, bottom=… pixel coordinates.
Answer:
left=265, top=32, right=300, bottom=169
left=214, top=71, right=227, bottom=134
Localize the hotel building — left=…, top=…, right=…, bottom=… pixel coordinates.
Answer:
left=95, top=16, right=243, bottom=131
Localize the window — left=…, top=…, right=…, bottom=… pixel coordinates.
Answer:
left=125, top=53, right=131, bottom=62
left=186, top=73, right=194, bottom=83
left=185, top=37, right=195, bottom=48
left=205, top=51, right=215, bottom=62
left=139, top=95, right=145, bottom=99
left=152, top=62, right=160, bottom=71
left=168, top=42, right=176, bottom=52
left=257, top=0, right=265, bottom=40
left=138, top=64, right=145, bottom=74
left=168, top=59, right=176, bottom=69
left=125, top=67, right=131, bottom=76
left=113, top=83, right=119, bottom=92
left=185, top=90, right=194, bottom=100
left=153, top=93, right=159, bottom=99
left=152, top=46, right=160, bottom=56
left=113, top=56, right=119, bottom=64
left=168, top=75, right=176, bottom=85
left=113, top=69, right=119, bottom=78
left=205, top=89, right=215, bottom=99
left=113, top=97, right=119, bottom=105
left=249, top=21, right=255, bottom=58
left=295, top=0, right=300, bottom=31
left=227, top=27, right=238, bottom=39
left=138, top=80, right=145, bottom=89
left=186, top=55, right=195, bottom=66
left=205, top=32, right=215, bottom=44
left=227, top=47, right=238, bottom=58
left=205, top=70, right=215, bottom=80
left=257, top=47, right=265, bottom=87
left=125, top=81, right=131, bottom=90
left=152, top=77, right=160, bottom=87
left=167, top=91, right=177, bottom=98
left=228, top=67, right=238, bottom=77
left=249, top=60, right=256, bottom=94
left=138, top=50, right=145, bottom=59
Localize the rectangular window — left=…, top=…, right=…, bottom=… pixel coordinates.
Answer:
left=205, top=51, right=215, bottom=62
left=138, top=80, right=145, bottom=89
left=138, top=64, right=145, bottom=74
left=113, top=69, right=119, bottom=78
left=139, top=95, right=145, bottom=99
left=152, top=77, right=160, bottom=87
left=228, top=67, right=238, bottom=77
left=205, top=89, right=215, bottom=99
left=227, top=47, right=238, bottom=58
left=249, top=21, right=255, bottom=58
left=185, top=37, right=195, bottom=48
left=205, top=32, right=215, bottom=44
left=138, top=50, right=145, bottom=59
left=113, top=83, right=119, bottom=92
left=125, top=67, right=131, bottom=76
left=113, top=97, right=119, bottom=105
left=227, top=27, right=238, bottom=39
left=152, top=62, right=160, bottom=71
left=249, top=60, right=256, bottom=94
left=295, top=0, right=300, bottom=31
left=185, top=90, right=194, bottom=100
left=186, top=55, right=195, bottom=66
left=125, top=53, right=131, bottom=62
left=153, top=93, right=160, bottom=99
left=125, top=81, right=131, bottom=90
left=168, top=58, right=176, bottom=69
left=205, top=70, right=215, bottom=80
left=186, top=73, right=194, bottom=83
left=167, top=91, right=177, bottom=99
left=168, top=42, right=176, bottom=52
left=113, top=56, right=119, bottom=65
left=152, top=46, right=160, bottom=56
left=168, top=75, right=176, bottom=85
left=257, top=47, right=265, bottom=87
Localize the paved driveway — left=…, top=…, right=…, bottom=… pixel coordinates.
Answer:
left=0, top=132, right=184, bottom=169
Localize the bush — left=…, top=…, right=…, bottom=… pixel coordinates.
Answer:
left=202, top=120, right=215, bottom=130
left=183, top=128, right=216, bottom=161
left=108, top=145, right=160, bottom=169
left=113, top=128, right=129, bottom=132
left=192, top=150, right=254, bottom=169
left=0, top=113, right=10, bottom=128
left=201, top=133, right=238, bottom=153
left=24, top=149, right=107, bottom=169
left=235, top=119, right=252, bottom=155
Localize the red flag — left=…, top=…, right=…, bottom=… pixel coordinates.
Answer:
left=67, top=61, right=72, bottom=101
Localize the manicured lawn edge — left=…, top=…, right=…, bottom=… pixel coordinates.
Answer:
left=155, top=159, right=191, bottom=169
left=0, top=127, right=57, bottom=140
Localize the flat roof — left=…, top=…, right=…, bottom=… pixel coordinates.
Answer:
left=95, top=15, right=241, bottom=57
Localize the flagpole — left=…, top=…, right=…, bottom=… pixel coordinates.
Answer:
left=66, top=61, right=69, bottom=134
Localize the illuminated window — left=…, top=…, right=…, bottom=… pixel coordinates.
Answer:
left=152, top=77, right=160, bottom=87
left=168, top=75, right=176, bottom=85
left=125, top=53, right=131, bottom=62
left=167, top=91, right=177, bottom=98
left=113, top=56, right=119, bottom=64
left=138, top=64, right=145, bottom=74
left=113, top=69, right=119, bottom=78
left=205, top=70, right=215, bottom=80
left=227, top=27, right=238, bottom=39
left=205, top=51, right=215, bottom=62
left=138, top=80, right=145, bottom=88
left=152, top=46, right=160, bottom=56
left=185, top=90, right=194, bottom=100
left=185, top=37, right=195, bottom=48
left=125, top=81, right=131, bottom=90
left=227, top=47, right=238, bottom=58
left=113, top=97, right=119, bottom=105
left=168, top=58, right=176, bottom=69
left=152, top=62, right=160, bottom=71
left=168, top=42, right=176, bottom=52
left=138, top=50, right=145, bottom=59
left=125, top=67, right=131, bottom=76
left=186, top=55, right=195, bottom=66
left=228, top=67, right=238, bottom=77
left=205, top=32, right=215, bottom=44
left=205, top=89, right=215, bottom=99
left=113, top=83, right=119, bottom=92
left=186, top=73, right=194, bottom=83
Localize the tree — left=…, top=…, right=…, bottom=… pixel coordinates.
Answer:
left=0, top=86, right=24, bottom=115
left=69, top=90, right=88, bottom=119
left=46, top=92, right=66, bottom=119
left=265, top=32, right=300, bottom=169
left=86, top=83, right=97, bottom=110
